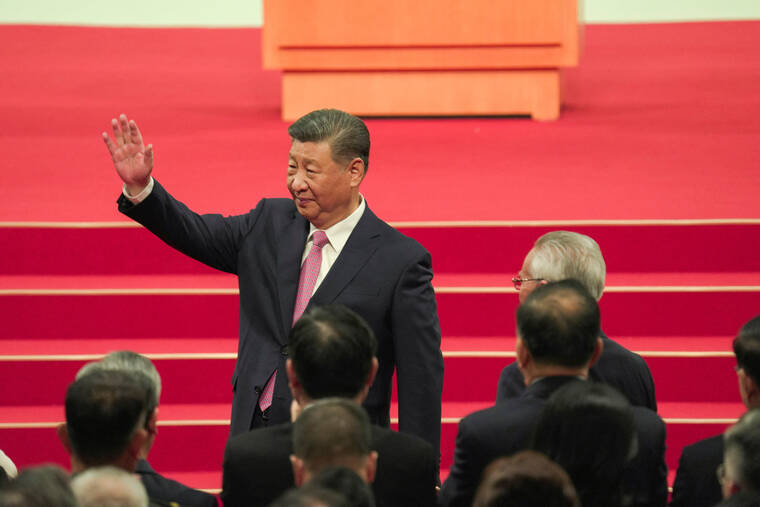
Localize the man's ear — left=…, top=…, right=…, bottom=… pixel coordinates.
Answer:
left=347, top=157, right=366, bottom=187
left=57, top=423, right=72, bottom=454
left=286, top=359, right=302, bottom=401
left=147, top=409, right=158, bottom=436
left=290, top=454, right=306, bottom=486
left=365, top=451, right=378, bottom=484
left=515, top=338, right=532, bottom=386
left=742, top=373, right=760, bottom=406
left=364, top=358, right=379, bottom=394
left=589, top=337, right=604, bottom=367
left=128, top=428, right=149, bottom=461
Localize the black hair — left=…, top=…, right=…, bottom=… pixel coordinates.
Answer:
left=516, top=279, right=600, bottom=368
left=288, top=109, right=370, bottom=171
left=290, top=305, right=377, bottom=399
left=531, top=381, right=636, bottom=507
left=308, top=467, right=375, bottom=507
left=734, top=315, right=760, bottom=386
left=64, top=369, right=152, bottom=465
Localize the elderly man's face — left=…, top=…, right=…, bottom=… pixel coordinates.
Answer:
left=287, top=140, right=360, bottom=230
left=518, top=250, right=546, bottom=303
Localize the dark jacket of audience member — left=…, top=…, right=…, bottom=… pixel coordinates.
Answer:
left=222, top=305, right=437, bottom=507
left=672, top=314, right=760, bottom=507
left=472, top=451, right=579, bottom=507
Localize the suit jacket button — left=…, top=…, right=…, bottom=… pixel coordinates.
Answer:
left=254, top=386, right=262, bottom=394
left=281, top=345, right=290, bottom=357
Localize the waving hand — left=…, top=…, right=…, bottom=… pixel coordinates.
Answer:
left=102, top=114, right=154, bottom=195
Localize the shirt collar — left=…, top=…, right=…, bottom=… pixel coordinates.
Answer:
left=307, top=194, right=366, bottom=251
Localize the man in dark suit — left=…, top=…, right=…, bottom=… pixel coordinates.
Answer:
left=671, top=314, right=760, bottom=507
left=102, top=110, right=444, bottom=454
left=77, top=351, right=218, bottom=507
left=439, top=280, right=667, bottom=507
left=497, top=230, right=657, bottom=411
left=221, top=305, right=438, bottom=507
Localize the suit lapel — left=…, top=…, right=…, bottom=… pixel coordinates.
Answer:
left=308, top=207, right=382, bottom=308
left=276, top=209, right=310, bottom=341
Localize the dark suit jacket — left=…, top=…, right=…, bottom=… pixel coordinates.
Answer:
left=670, top=434, right=723, bottom=507
left=496, top=333, right=657, bottom=411
left=136, top=459, right=218, bottom=507
left=221, top=422, right=438, bottom=507
left=439, top=376, right=667, bottom=507
left=119, top=181, right=444, bottom=453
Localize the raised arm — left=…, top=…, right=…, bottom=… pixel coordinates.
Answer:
left=102, top=114, right=153, bottom=195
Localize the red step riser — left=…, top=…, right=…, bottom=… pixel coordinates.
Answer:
left=2, top=420, right=733, bottom=481
left=0, top=355, right=740, bottom=407
left=2, top=291, right=758, bottom=340
left=2, top=224, right=759, bottom=276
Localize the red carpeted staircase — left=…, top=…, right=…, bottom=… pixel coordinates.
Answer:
left=2, top=222, right=759, bottom=492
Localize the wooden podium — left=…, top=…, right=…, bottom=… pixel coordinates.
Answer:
left=262, top=1, right=581, bottom=121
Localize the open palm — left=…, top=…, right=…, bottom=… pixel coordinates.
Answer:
left=102, top=114, right=154, bottom=192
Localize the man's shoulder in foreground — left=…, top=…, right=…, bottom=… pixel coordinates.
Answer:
left=136, top=459, right=217, bottom=507
left=670, top=433, right=724, bottom=507
left=221, top=423, right=294, bottom=507
left=369, top=426, right=438, bottom=507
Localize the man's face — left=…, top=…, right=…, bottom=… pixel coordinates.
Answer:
left=287, top=140, right=360, bottom=229
left=518, top=250, right=546, bottom=303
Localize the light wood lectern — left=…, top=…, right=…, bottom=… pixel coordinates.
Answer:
left=262, top=1, right=581, bottom=121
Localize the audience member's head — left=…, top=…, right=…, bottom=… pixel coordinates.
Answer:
left=269, top=485, right=347, bottom=507
left=515, top=279, right=603, bottom=383
left=71, top=466, right=148, bottom=507
left=307, top=467, right=375, bottom=507
left=472, top=451, right=579, bottom=507
left=291, top=398, right=377, bottom=486
left=0, top=465, right=76, bottom=507
left=516, top=231, right=606, bottom=303
left=288, top=305, right=378, bottom=407
left=532, top=381, right=637, bottom=507
left=58, top=369, right=152, bottom=473
left=76, top=351, right=162, bottom=456
left=734, top=315, right=760, bottom=409
left=0, top=451, right=16, bottom=482
left=723, top=409, right=760, bottom=498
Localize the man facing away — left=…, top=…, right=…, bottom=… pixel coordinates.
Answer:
left=439, top=279, right=667, bottom=507
left=102, top=109, right=443, bottom=457
left=671, top=314, right=760, bottom=507
left=221, top=304, right=437, bottom=507
left=498, top=230, right=657, bottom=411
left=56, top=369, right=177, bottom=506
left=77, top=351, right=217, bottom=507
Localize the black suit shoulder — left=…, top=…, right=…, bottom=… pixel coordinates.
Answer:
left=221, top=424, right=294, bottom=507
left=136, top=460, right=217, bottom=507
left=670, top=434, right=723, bottom=507
left=370, top=426, right=437, bottom=507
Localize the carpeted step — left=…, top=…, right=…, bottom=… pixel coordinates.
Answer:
left=3, top=223, right=759, bottom=277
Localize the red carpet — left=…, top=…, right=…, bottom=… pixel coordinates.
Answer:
left=1, top=21, right=759, bottom=493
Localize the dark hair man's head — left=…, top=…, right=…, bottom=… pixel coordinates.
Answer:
left=291, top=398, right=377, bottom=487
left=532, top=382, right=637, bottom=507
left=473, top=451, right=579, bottom=507
left=0, top=465, right=76, bottom=507
left=76, top=351, right=162, bottom=457
left=57, top=369, right=152, bottom=472
left=734, top=315, right=760, bottom=409
left=723, top=409, right=760, bottom=498
left=288, top=109, right=370, bottom=172
left=515, top=280, right=602, bottom=382
left=287, top=305, right=378, bottom=405
left=306, top=467, right=375, bottom=507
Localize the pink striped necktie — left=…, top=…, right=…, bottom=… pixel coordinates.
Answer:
left=258, top=230, right=329, bottom=413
